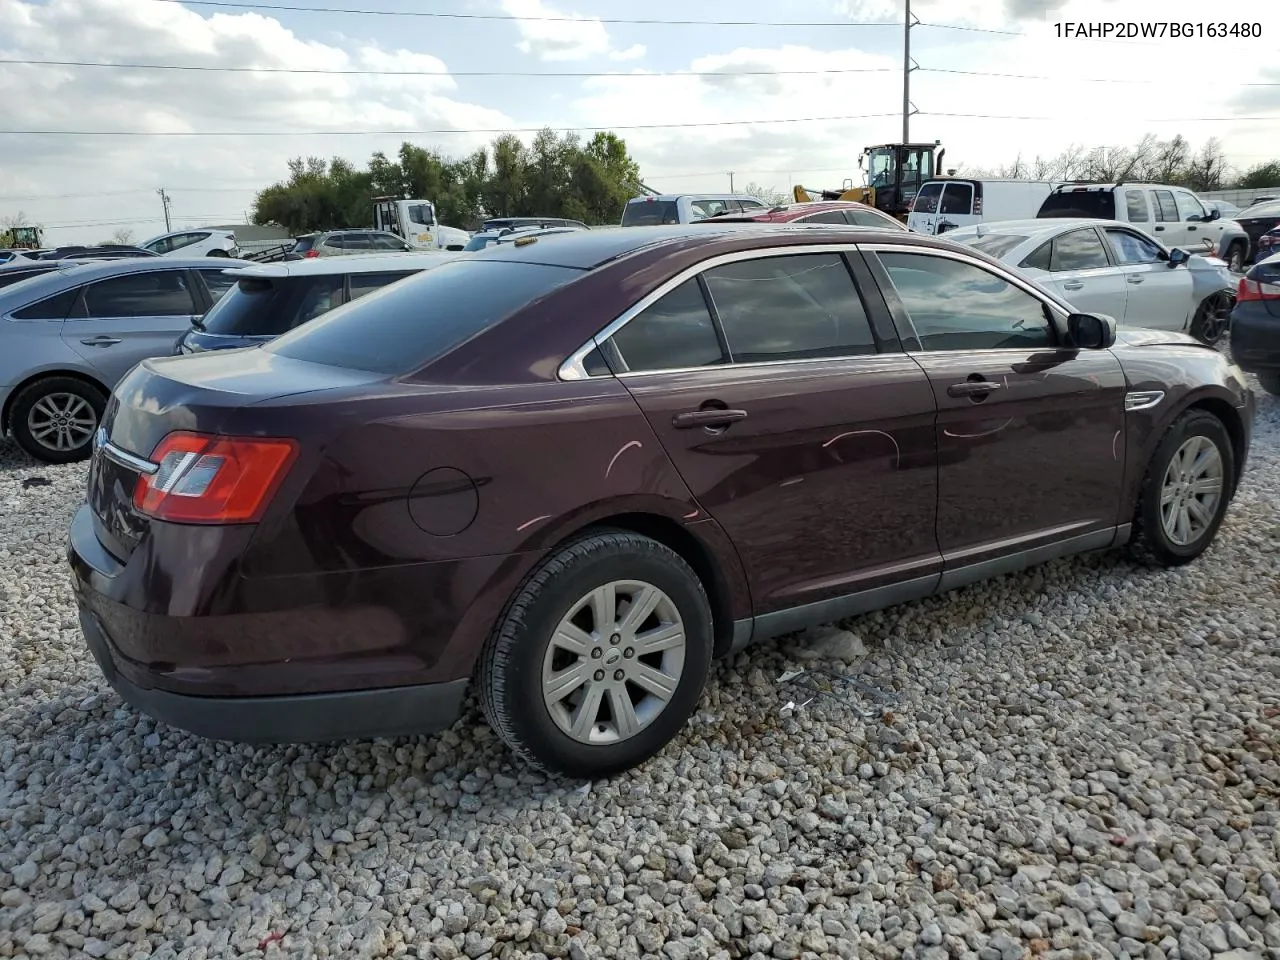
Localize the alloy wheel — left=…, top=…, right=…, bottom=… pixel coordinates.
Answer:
left=541, top=580, right=686, bottom=745
left=1159, top=435, right=1224, bottom=547
left=26, top=392, right=98, bottom=453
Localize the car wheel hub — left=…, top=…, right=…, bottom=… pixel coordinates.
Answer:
left=28, top=393, right=97, bottom=452
left=1159, top=435, right=1224, bottom=547
left=541, top=579, right=686, bottom=746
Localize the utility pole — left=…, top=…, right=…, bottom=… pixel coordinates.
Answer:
left=728, top=171, right=735, bottom=193
left=157, top=188, right=172, bottom=232
left=902, top=0, right=914, bottom=144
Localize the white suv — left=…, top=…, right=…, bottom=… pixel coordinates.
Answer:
left=140, top=229, right=240, bottom=258
left=621, top=194, right=771, bottom=226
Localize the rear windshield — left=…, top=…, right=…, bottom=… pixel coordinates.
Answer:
left=912, top=183, right=943, bottom=214
left=1038, top=190, right=1116, bottom=219
left=622, top=200, right=679, bottom=227
left=1240, top=201, right=1280, bottom=219
left=951, top=233, right=1028, bottom=259
left=203, top=276, right=345, bottom=337
left=291, top=236, right=317, bottom=253
left=462, top=234, right=497, bottom=252
left=265, top=258, right=582, bottom=375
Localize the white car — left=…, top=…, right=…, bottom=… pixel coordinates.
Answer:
left=140, top=229, right=239, bottom=258
left=945, top=218, right=1236, bottom=344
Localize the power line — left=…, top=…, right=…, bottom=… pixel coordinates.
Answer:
left=0, top=186, right=261, bottom=201
left=1, top=111, right=1276, bottom=138
left=145, top=0, right=900, bottom=27
left=4, top=57, right=1278, bottom=88
left=0, top=57, right=896, bottom=78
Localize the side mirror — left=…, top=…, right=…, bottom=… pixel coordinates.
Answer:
left=1167, top=247, right=1191, bottom=268
left=445, top=244, right=464, bottom=251
left=1204, top=208, right=1221, bottom=222
left=1067, top=312, right=1116, bottom=350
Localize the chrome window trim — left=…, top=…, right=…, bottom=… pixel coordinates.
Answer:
left=556, top=240, right=1076, bottom=381
left=558, top=242, right=880, bottom=380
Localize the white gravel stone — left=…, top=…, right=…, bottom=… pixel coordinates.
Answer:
left=2, top=382, right=1279, bottom=958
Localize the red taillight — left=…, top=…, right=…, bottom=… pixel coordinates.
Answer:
left=133, top=432, right=299, bottom=524
left=1237, top=276, right=1280, bottom=302
left=303, top=249, right=319, bottom=258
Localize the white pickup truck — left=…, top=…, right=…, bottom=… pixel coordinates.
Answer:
left=372, top=197, right=471, bottom=252
left=1037, top=183, right=1252, bottom=272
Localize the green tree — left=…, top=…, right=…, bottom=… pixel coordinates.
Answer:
left=1235, top=161, right=1280, bottom=190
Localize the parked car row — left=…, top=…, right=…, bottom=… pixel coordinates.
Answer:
left=65, top=222, right=1255, bottom=777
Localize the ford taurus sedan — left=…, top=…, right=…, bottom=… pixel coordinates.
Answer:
left=67, top=224, right=1255, bottom=778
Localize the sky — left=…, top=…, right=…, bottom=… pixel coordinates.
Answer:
left=1, top=0, right=1277, bottom=245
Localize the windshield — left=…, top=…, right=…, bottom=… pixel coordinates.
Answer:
left=1239, top=201, right=1280, bottom=219
left=1038, top=190, right=1116, bottom=219
left=949, top=233, right=1028, bottom=259
left=622, top=200, right=679, bottom=226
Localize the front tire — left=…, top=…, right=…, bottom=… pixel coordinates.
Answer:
left=1128, top=409, right=1235, bottom=567
left=479, top=530, right=713, bottom=779
left=9, top=377, right=106, bottom=464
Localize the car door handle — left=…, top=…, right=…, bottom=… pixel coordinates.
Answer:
left=672, top=408, right=748, bottom=429
left=1127, top=275, right=1144, bottom=284
left=1188, top=226, right=1198, bottom=232
left=1154, top=226, right=1165, bottom=231
left=80, top=336, right=122, bottom=346
left=947, top=380, right=1003, bottom=398
left=1062, top=281, right=1084, bottom=290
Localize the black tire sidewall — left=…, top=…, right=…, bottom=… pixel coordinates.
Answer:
left=1138, top=412, right=1235, bottom=564
left=1257, top=372, right=1280, bottom=396
left=10, top=377, right=106, bottom=464
left=496, top=536, right=713, bottom=778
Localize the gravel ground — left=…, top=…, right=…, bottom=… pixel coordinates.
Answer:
left=1, top=387, right=1278, bottom=960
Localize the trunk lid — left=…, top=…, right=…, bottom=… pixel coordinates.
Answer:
left=89, top=350, right=381, bottom=560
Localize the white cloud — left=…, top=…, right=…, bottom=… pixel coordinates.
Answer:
left=571, top=1, right=1279, bottom=196
left=0, top=0, right=515, bottom=243
left=499, top=0, right=647, bottom=62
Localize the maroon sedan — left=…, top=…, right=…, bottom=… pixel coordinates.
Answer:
left=68, top=224, right=1255, bottom=778
left=702, top=198, right=906, bottom=230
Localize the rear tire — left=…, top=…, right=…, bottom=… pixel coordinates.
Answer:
left=478, top=530, right=713, bottom=779
left=1257, top=372, right=1280, bottom=396
left=1189, top=291, right=1232, bottom=345
left=1226, top=242, right=1246, bottom=274
left=1128, top=409, right=1235, bottom=567
left=206, top=249, right=231, bottom=257
left=9, top=377, right=106, bottom=464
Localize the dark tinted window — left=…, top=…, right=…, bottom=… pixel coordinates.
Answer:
left=349, top=270, right=417, bottom=299
left=1239, top=201, right=1280, bottom=219
left=879, top=252, right=1053, bottom=351
left=267, top=259, right=581, bottom=374
left=1050, top=228, right=1110, bottom=270
left=83, top=271, right=196, bottom=317
left=11, top=286, right=81, bottom=320
left=1038, top=190, right=1116, bottom=219
left=799, top=211, right=850, bottom=225
left=622, top=200, right=679, bottom=226
left=1125, top=190, right=1150, bottom=222
left=1105, top=228, right=1162, bottom=265
left=847, top=208, right=897, bottom=228
left=955, top=233, right=1028, bottom=259
left=940, top=183, right=974, bottom=215
left=196, top=267, right=237, bottom=304
left=0, top=266, right=62, bottom=290
left=913, top=183, right=943, bottom=214
left=704, top=254, right=876, bottom=362
left=609, top=278, right=724, bottom=372
left=202, top=275, right=343, bottom=337
left=1020, top=242, right=1051, bottom=270
left=1153, top=191, right=1179, bottom=222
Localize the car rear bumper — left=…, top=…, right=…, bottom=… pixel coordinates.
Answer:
left=76, top=606, right=467, bottom=744
left=1229, top=303, right=1280, bottom=373
left=66, top=504, right=476, bottom=744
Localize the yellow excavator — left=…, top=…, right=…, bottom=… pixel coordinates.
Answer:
left=793, top=141, right=947, bottom=222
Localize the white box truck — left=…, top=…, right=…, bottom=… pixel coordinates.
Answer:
left=372, top=196, right=471, bottom=251
left=907, top=179, right=1055, bottom=236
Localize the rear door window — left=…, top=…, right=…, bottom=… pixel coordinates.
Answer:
left=609, top=278, right=725, bottom=373
left=194, top=267, right=237, bottom=304
left=1153, top=191, right=1180, bottom=223
left=82, top=271, right=197, bottom=317
left=266, top=259, right=582, bottom=374
left=703, top=253, right=877, bottom=362
left=1049, top=228, right=1111, bottom=271
left=371, top=234, right=408, bottom=251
